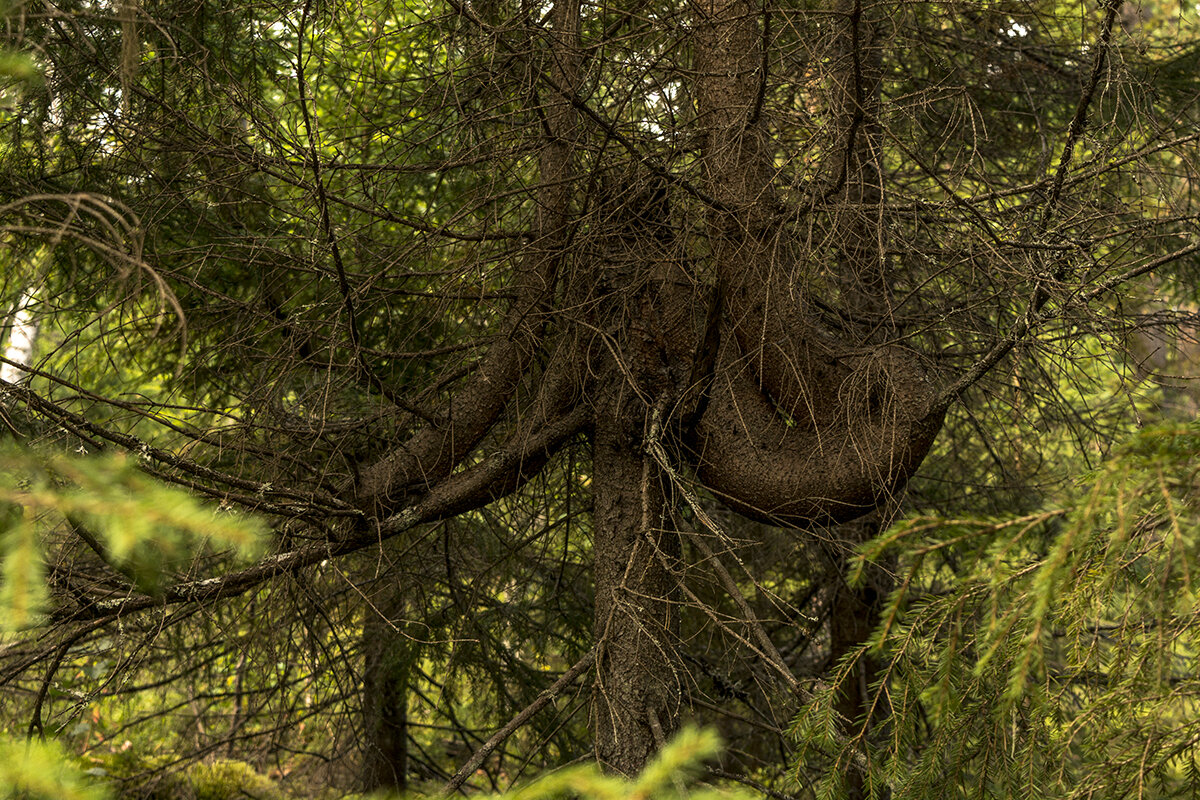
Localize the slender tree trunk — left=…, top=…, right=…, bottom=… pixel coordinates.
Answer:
left=361, top=587, right=411, bottom=793
left=591, top=383, right=681, bottom=776
left=2, top=287, right=38, bottom=386
left=828, top=515, right=889, bottom=800
left=825, top=4, right=889, bottom=788
left=828, top=0, right=887, bottom=319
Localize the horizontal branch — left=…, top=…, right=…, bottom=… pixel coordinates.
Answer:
left=48, top=405, right=588, bottom=624
left=940, top=238, right=1200, bottom=404
left=1, top=374, right=350, bottom=516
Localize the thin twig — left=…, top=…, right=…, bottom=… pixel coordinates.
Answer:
left=440, top=648, right=596, bottom=796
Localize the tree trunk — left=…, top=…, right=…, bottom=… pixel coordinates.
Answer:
left=591, top=384, right=681, bottom=776
left=2, top=287, right=38, bottom=386
left=829, top=516, right=889, bottom=800
left=828, top=0, right=887, bottom=317
left=361, top=586, right=411, bottom=793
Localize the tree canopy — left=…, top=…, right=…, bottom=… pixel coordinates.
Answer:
left=1, top=0, right=1200, bottom=797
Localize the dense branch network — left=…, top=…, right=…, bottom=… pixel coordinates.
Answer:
left=0, top=0, right=1197, bottom=788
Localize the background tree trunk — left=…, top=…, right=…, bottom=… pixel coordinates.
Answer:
left=361, top=584, right=411, bottom=793
left=828, top=515, right=889, bottom=800
left=1, top=287, right=38, bottom=386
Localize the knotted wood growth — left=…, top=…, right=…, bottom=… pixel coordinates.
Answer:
left=688, top=0, right=945, bottom=526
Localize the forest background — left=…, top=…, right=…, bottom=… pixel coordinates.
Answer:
left=1, top=0, right=1200, bottom=798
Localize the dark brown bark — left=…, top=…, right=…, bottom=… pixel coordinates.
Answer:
left=47, top=397, right=588, bottom=625
left=361, top=582, right=411, bottom=793
left=28, top=1, right=944, bottom=786
left=828, top=516, right=890, bottom=800
left=585, top=154, right=697, bottom=775
left=694, top=345, right=943, bottom=526
left=591, top=384, right=682, bottom=776
left=12, top=0, right=1186, bottom=790
left=691, top=0, right=944, bottom=527
left=827, top=0, right=886, bottom=316
left=354, top=0, right=581, bottom=515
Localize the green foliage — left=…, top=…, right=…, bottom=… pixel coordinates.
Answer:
left=0, top=0, right=39, bottom=92
left=0, top=447, right=269, bottom=800
left=89, top=730, right=744, bottom=800
left=472, top=727, right=754, bottom=800
left=92, top=754, right=290, bottom=800
left=794, top=420, right=1200, bottom=798
left=0, top=25, right=39, bottom=110
left=0, top=444, right=265, bottom=624
left=0, top=51, right=38, bottom=85
left=0, top=498, right=44, bottom=630
left=0, top=737, right=109, bottom=800
left=0, top=0, right=1197, bottom=794
left=187, top=760, right=287, bottom=800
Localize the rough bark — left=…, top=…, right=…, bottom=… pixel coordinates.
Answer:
left=591, top=382, right=681, bottom=776
left=586, top=170, right=689, bottom=774
left=694, top=345, right=943, bottom=525
left=361, top=582, right=411, bottom=793
left=10, top=0, right=1185, bottom=789
left=691, top=0, right=945, bottom=526
left=819, top=9, right=900, bottom=795
left=828, top=515, right=889, bottom=800
left=827, top=0, right=886, bottom=316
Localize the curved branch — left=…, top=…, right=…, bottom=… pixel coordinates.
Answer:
left=691, top=341, right=944, bottom=526
left=1041, top=0, right=1124, bottom=230
left=694, top=0, right=879, bottom=424
left=689, top=0, right=944, bottom=525
left=353, top=0, right=582, bottom=515
left=1, top=376, right=351, bottom=516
